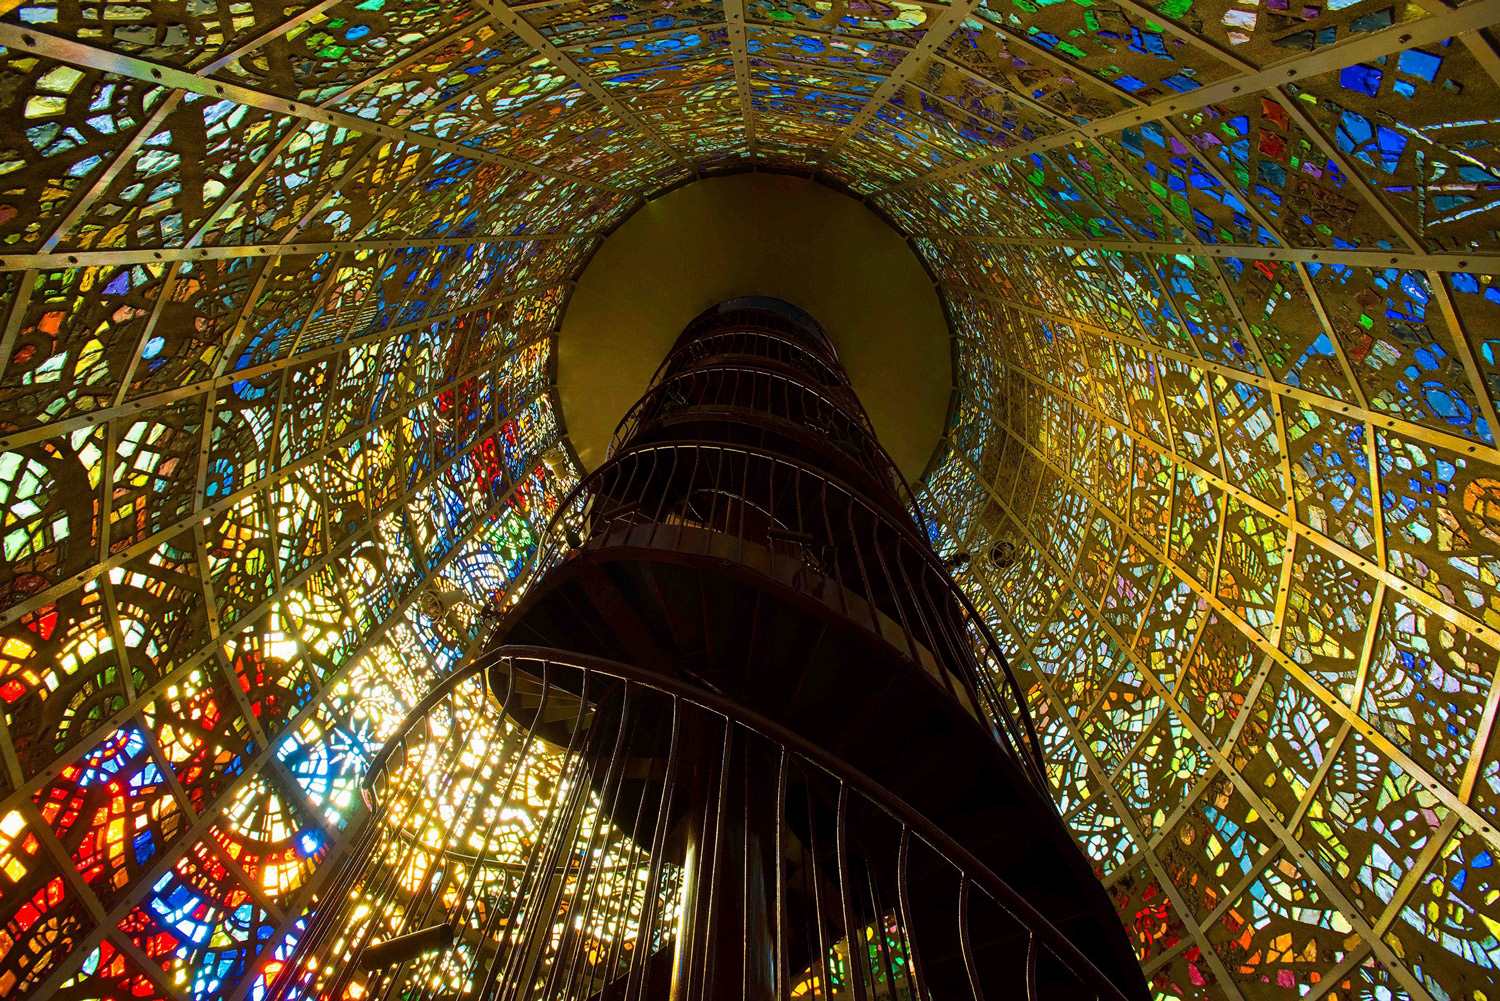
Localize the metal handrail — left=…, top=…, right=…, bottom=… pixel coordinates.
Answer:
left=604, top=366, right=913, bottom=508
left=277, top=644, right=1128, bottom=1001
left=527, top=438, right=1045, bottom=789
left=608, top=361, right=931, bottom=540
left=650, top=327, right=849, bottom=389
left=608, top=364, right=877, bottom=452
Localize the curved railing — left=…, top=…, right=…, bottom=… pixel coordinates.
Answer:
left=673, top=301, right=840, bottom=363
left=529, top=440, right=1044, bottom=790
left=607, top=362, right=908, bottom=497
left=652, top=328, right=849, bottom=389
left=265, top=646, right=1129, bottom=1001
left=611, top=360, right=930, bottom=539
left=610, top=364, right=876, bottom=450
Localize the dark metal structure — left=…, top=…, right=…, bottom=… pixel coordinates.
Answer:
left=270, top=299, right=1149, bottom=1001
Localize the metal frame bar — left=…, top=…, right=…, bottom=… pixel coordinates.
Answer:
left=920, top=234, right=1500, bottom=274
left=950, top=281, right=1500, bottom=470
left=936, top=443, right=1439, bottom=1001
left=21, top=411, right=568, bottom=1000
left=944, top=395, right=1500, bottom=852
left=0, top=26, right=627, bottom=192
left=880, top=0, right=1500, bottom=195
left=724, top=1, right=756, bottom=153
left=2, top=0, right=1499, bottom=996
left=810, top=0, right=986, bottom=170
left=0, top=233, right=599, bottom=272
left=474, top=0, right=697, bottom=173
left=922, top=499, right=1247, bottom=1000
left=0, top=337, right=554, bottom=631
left=0, top=372, right=554, bottom=819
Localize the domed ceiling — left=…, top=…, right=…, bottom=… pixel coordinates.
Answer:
left=0, top=0, right=1497, bottom=999
left=555, top=171, right=951, bottom=478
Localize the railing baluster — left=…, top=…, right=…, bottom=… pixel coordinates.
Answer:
left=958, top=876, right=986, bottom=1001
left=896, top=826, right=931, bottom=1001
left=1026, top=930, right=1040, bottom=1001
left=774, top=745, right=789, bottom=1001
left=835, top=783, right=870, bottom=1001
left=625, top=695, right=681, bottom=1001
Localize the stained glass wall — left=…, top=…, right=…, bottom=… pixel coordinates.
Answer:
left=0, top=0, right=1497, bottom=999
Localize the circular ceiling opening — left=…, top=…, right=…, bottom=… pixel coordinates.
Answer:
left=555, top=172, right=952, bottom=481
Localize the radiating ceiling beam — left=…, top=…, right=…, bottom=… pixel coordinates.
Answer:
left=317, top=18, right=497, bottom=106
left=0, top=369, right=555, bottom=830
left=34, top=94, right=187, bottom=255
left=747, top=18, right=917, bottom=52
left=1075, top=107, right=1390, bottom=618
left=558, top=20, right=725, bottom=50
left=811, top=0, right=984, bottom=170
left=998, top=338, right=1500, bottom=673
left=133, top=22, right=512, bottom=268
left=34, top=7, right=487, bottom=256
left=1265, top=87, right=1500, bottom=444
left=922, top=234, right=1500, bottom=274
left=1404, top=0, right=1500, bottom=88
left=0, top=324, right=557, bottom=633
left=955, top=283, right=1500, bottom=471
left=938, top=439, right=1441, bottom=1001
left=0, top=233, right=599, bottom=272
left=474, top=0, right=695, bottom=173
left=1104, top=0, right=1255, bottom=73
left=724, top=0, right=757, bottom=153
left=385, top=48, right=573, bottom=128
left=990, top=405, right=1498, bottom=968
left=22, top=418, right=564, bottom=1001
left=881, top=0, right=1500, bottom=195
left=0, top=24, right=628, bottom=192
left=188, top=0, right=347, bottom=75
left=923, top=500, right=1250, bottom=1001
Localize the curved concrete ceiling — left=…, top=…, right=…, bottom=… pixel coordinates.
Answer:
left=557, top=172, right=950, bottom=480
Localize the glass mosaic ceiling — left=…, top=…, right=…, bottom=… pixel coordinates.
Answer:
left=0, top=0, right=1497, bottom=997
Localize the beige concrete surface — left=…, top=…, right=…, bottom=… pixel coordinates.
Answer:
left=556, top=173, right=951, bottom=481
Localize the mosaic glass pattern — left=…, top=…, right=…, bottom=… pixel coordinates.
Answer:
left=1, top=0, right=1499, bottom=998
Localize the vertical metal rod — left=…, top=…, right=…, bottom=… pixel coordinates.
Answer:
left=664, top=445, right=685, bottom=548
left=895, top=827, right=930, bottom=1001
left=805, top=781, right=833, bottom=1001
left=834, top=783, right=870, bottom=1001
left=503, top=680, right=597, bottom=1000
left=868, top=517, right=924, bottom=666
left=1026, top=930, right=1040, bottom=1001
left=268, top=794, right=388, bottom=997
left=540, top=682, right=630, bottom=999
left=400, top=709, right=526, bottom=1001
left=900, top=548, right=966, bottom=703
left=626, top=695, right=682, bottom=1001
left=696, top=716, right=735, bottom=1000
left=773, top=746, right=789, bottom=1001
left=958, top=876, right=986, bottom=1001
left=432, top=674, right=525, bottom=965
left=736, top=437, right=751, bottom=565
left=742, top=730, right=753, bottom=1001
left=818, top=477, right=850, bottom=618
left=324, top=678, right=489, bottom=1000
left=554, top=685, right=636, bottom=998
left=669, top=728, right=711, bottom=1001
left=864, top=856, right=902, bottom=1000
left=706, top=442, right=726, bottom=553
left=501, top=667, right=596, bottom=1000
left=844, top=495, right=881, bottom=635
left=598, top=693, right=660, bottom=991
left=471, top=667, right=564, bottom=999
